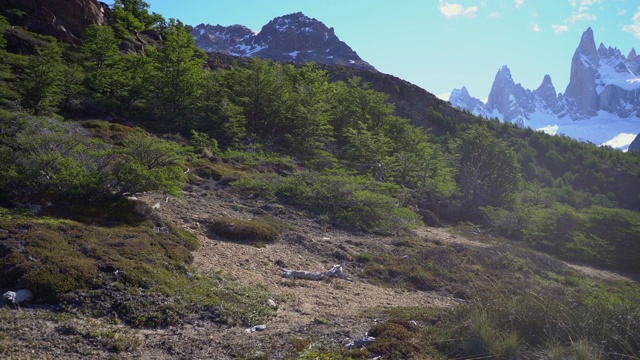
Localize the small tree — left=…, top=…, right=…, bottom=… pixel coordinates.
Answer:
left=148, top=19, right=206, bottom=129
left=20, top=42, right=64, bottom=115
left=451, top=124, right=522, bottom=210
left=110, top=130, right=188, bottom=197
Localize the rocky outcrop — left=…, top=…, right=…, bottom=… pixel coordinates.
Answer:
left=0, top=0, right=109, bottom=44
left=192, top=24, right=254, bottom=53
left=485, top=66, right=534, bottom=127
left=629, top=133, right=640, bottom=152
left=534, top=75, right=561, bottom=114
left=192, top=12, right=376, bottom=72
left=563, top=27, right=600, bottom=118
left=449, top=87, right=488, bottom=117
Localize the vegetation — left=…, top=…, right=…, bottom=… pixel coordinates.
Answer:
left=0, top=1, right=639, bottom=358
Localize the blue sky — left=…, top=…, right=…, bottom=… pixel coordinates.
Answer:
left=111, top=0, right=640, bottom=101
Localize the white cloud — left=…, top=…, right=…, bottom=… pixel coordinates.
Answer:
left=567, top=12, right=596, bottom=24
left=515, top=0, right=524, bottom=8
left=438, top=0, right=478, bottom=19
left=488, top=11, right=500, bottom=19
left=579, top=0, right=602, bottom=5
left=552, top=24, right=569, bottom=34
left=531, top=11, right=539, bottom=18
left=530, top=23, right=541, bottom=32
left=436, top=92, right=451, bottom=101
left=622, top=7, right=640, bottom=39
left=617, top=10, right=627, bottom=17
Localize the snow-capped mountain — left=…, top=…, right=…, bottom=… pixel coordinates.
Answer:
left=449, top=27, right=640, bottom=151
left=449, top=86, right=489, bottom=118
left=192, top=12, right=376, bottom=71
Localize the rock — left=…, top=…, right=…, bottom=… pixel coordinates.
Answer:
left=0, top=0, right=108, bottom=45
left=345, top=336, right=376, bottom=349
left=192, top=12, right=376, bottom=72
left=449, top=86, right=488, bottom=117
left=629, top=134, right=640, bottom=152
left=533, top=75, right=561, bottom=114
left=485, top=65, right=534, bottom=126
left=245, top=324, right=267, bottom=333
left=3, top=289, right=34, bottom=308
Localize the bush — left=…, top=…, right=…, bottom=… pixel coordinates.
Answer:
left=209, top=217, right=288, bottom=244
left=232, top=171, right=422, bottom=234
left=0, top=113, right=189, bottom=203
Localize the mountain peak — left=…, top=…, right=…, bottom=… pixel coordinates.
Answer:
left=537, top=74, right=555, bottom=91
left=191, top=13, right=376, bottom=71
left=629, top=48, right=637, bottom=61
left=577, top=27, right=598, bottom=60
left=497, top=65, right=513, bottom=79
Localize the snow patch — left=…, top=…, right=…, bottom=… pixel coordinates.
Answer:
left=537, top=125, right=559, bottom=135
left=286, top=51, right=300, bottom=58
left=601, top=133, right=638, bottom=151
left=528, top=110, right=640, bottom=150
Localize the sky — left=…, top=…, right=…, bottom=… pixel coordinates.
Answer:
left=109, top=0, right=640, bottom=102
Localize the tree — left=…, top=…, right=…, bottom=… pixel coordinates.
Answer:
left=450, top=124, right=522, bottom=209
left=111, top=130, right=188, bottom=197
left=0, top=15, right=17, bottom=105
left=282, top=63, right=332, bottom=158
left=111, top=0, right=165, bottom=40
left=20, top=42, right=64, bottom=115
left=148, top=19, right=206, bottom=129
left=384, top=116, right=455, bottom=197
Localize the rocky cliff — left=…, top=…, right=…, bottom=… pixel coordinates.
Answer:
left=630, top=133, right=640, bottom=152
left=192, top=12, right=376, bottom=72
left=0, top=0, right=108, bottom=45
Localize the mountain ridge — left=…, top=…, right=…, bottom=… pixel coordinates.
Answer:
left=192, top=12, right=376, bottom=71
left=450, top=27, right=640, bottom=150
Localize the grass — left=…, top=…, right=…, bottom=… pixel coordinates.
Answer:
left=209, top=216, right=290, bottom=246
left=0, top=200, right=278, bottom=328
left=340, top=227, right=640, bottom=359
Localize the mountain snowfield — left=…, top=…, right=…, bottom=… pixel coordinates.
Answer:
left=449, top=28, right=640, bottom=152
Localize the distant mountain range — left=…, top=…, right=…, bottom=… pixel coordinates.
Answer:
left=190, top=16, right=639, bottom=150
left=449, top=27, right=640, bottom=151
left=191, top=12, right=376, bottom=72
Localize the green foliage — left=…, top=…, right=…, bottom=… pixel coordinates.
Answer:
left=484, top=200, right=640, bottom=273
left=147, top=19, right=206, bottom=128
left=189, top=129, right=220, bottom=157
left=111, top=129, right=188, bottom=197
left=209, top=217, right=287, bottom=244
left=232, top=171, right=421, bottom=234
left=110, top=0, right=164, bottom=40
left=450, top=124, right=522, bottom=211
left=20, top=42, right=64, bottom=115
left=0, top=114, right=188, bottom=203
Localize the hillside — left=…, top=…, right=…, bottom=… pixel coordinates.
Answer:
left=1, top=1, right=640, bottom=359
left=2, top=173, right=639, bottom=359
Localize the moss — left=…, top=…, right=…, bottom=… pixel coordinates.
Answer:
left=80, top=120, right=135, bottom=144
left=366, top=321, right=422, bottom=358
left=209, top=217, right=287, bottom=244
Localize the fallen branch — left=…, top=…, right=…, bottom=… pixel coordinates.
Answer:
left=279, top=262, right=352, bottom=281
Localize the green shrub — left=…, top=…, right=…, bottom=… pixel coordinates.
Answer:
left=367, top=321, right=422, bottom=358
left=0, top=114, right=190, bottom=203
left=232, top=171, right=422, bottom=234
left=209, top=217, right=286, bottom=244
